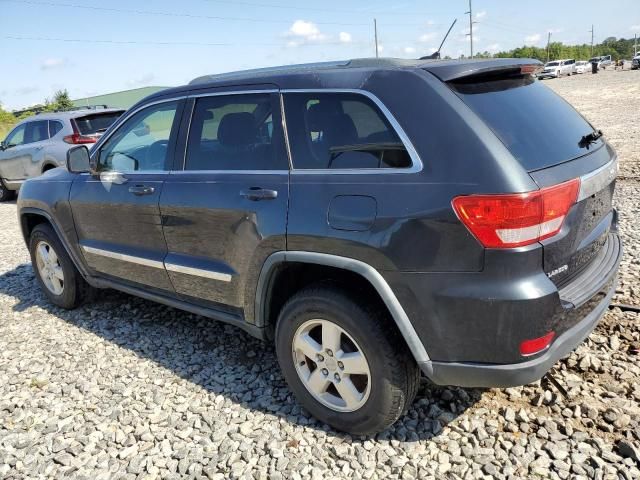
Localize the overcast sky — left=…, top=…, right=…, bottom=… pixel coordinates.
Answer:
left=1, top=0, right=639, bottom=110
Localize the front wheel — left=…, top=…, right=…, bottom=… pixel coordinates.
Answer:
left=275, top=285, right=420, bottom=435
left=29, top=224, right=90, bottom=309
left=0, top=180, right=14, bottom=202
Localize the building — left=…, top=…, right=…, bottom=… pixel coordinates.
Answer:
left=71, top=86, right=169, bottom=110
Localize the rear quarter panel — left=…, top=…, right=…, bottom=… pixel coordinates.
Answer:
left=287, top=69, right=538, bottom=273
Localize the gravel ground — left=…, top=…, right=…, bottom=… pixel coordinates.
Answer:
left=1, top=70, right=639, bottom=480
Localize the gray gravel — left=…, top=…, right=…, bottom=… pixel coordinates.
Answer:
left=1, top=70, right=639, bottom=479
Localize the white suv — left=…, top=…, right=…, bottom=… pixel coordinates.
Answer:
left=538, top=59, right=575, bottom=79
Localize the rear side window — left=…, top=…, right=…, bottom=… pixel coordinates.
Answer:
left=24, top=121, right=49, bottom=143
left=185, top=93, right=287, bottom=171
left=283, top=92, right=412, bottom=170
left=49, top=121, right=63, bottom=137
left=450, top=75, right=602, bottom=171
left=74, top=112, right=123, bottom=135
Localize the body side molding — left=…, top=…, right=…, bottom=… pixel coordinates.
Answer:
left=255, top=251, right=433, bottom=374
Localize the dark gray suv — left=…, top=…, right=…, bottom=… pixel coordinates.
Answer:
left=17, top=58, right=622, bottom=435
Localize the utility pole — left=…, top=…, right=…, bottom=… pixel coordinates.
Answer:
left=589, top=25, right=594, bottom=57
left=374, top=18, right=379, bottom=58
left=465, top=0, right=474, bottom=58
left=546, top=32, right=552, bottom=63
left=635, top=33, right=637, bottom=56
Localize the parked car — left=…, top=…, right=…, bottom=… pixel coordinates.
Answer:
left=589, top=55, right=613, bottom=69
left=0, top=107, right=124, bottom=201
left=538, top=59, right=575, bottom=79
left=574, top=60, right=590, bottom=74
left=632, top=54, right=640, bottom=70
left=17, top=58, right=622, bottom=435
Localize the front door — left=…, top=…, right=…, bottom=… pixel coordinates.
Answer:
left=69, top=99, right=184, bottom=292
left=0, top=123, right=28, bottom=181
left=160, top=91, right=289, bottom=313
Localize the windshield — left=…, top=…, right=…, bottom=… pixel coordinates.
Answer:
left=449, top=74, right=603, bottom=171
left=546, top=62, right=559, bottom=67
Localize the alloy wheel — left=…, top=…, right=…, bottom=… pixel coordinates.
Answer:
left=35, top=241, right=64, bottom=295
left=292, top=318, right=372, bottom=412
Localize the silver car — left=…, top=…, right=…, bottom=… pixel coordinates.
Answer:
left=0, top=108, right=124, bottom=201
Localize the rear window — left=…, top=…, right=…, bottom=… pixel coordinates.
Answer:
left=74, top=111, right=123, bottom=135
left=450, top=75, right=602, bottom=171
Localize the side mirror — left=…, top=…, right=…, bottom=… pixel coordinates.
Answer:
left=66, top=145, right=91, bottom=173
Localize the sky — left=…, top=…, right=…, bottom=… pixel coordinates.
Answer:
left=1, top=0, right=639, bottom=110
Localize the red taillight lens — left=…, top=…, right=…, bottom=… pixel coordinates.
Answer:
left=520, top=331, right=555, bottom=356
left=63, top=133, right=97, bottom=144
left=452, top=179, right=580, bottom=248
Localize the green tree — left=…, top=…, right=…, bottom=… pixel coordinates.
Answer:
left=46, top=89, right=74, bottom=112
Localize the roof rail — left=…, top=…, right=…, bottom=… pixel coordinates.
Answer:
left=35, top=104, right=111, bottom=114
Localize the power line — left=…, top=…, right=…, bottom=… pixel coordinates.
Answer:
left=1, top=34, right=378, bottom=47
left=204, top=0, right=451, bottom=17
left=1, top=0, right=437, bottom=27
left=0, top=0, right=366, bottom=26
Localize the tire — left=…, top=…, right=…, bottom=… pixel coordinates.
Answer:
left=29, top=223, right=90, bottom=309
left=0, top=180, right=13, bottom=202
left=275, top=285, right=420, bottom=435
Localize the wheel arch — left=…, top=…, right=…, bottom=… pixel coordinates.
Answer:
left=19, top=208, right=91, bottom=281
left=254, top=251, right=432, bottom=373
left=41, top=163, right=58, bottom=173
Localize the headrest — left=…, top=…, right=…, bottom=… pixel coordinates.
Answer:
left=306, top=102, right=337, bottom=132
left=325, top=113, right=358, bottom=144
left=218, top=112, right=257, bottom=147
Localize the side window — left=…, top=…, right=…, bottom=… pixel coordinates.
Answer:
left=4, top=124, right=26, bottom=147
left=184, top=93, right=286, bottom=171
left=24, top=121, right=50, bottom=144
left=49, top=121, right=64, bottom=137
left=283, top=92, right=412, bottom=170
left=97, top=101, right=179, bottom=172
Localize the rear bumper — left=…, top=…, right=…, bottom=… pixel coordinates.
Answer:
left=423, top=277, right=615, bottom=387
left=385, top=231, right=622, bottom=387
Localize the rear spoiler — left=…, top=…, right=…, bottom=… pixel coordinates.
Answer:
left=423, top=58, right=543, bottom=82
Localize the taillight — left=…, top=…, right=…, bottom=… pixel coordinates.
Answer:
left=520, top=331, right=555, bottom=356
left=63, top=133, right=97, bottom=144
left=452, top=178, right=580, bottom=248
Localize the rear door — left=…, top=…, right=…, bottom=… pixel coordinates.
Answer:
left=448, top=70, right=616, bottom=287
left=159, top=90, right=289, bottom=314
left=69, top=99, right=184, bottom=292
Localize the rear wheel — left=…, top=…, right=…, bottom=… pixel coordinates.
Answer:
left=275, top=285, right=420, bottom=435
left=29, top=224, right=90, bottom=309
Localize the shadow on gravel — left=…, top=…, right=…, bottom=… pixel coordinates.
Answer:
left=0, top=263, right=481, bottom=441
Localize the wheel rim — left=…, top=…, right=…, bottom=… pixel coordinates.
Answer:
left=35, top=241, right=64, bottom=295
left=292, top=319, right=372, bottom=412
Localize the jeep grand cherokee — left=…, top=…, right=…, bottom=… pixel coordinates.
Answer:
left=17, top=58, right=622, bottom=435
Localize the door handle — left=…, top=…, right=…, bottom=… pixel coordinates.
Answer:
left=128, top=185, right=156, bottom=196
left=240, top=187, right=278, bottom=201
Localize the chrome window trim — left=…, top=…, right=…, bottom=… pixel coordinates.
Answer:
left=81, top=245, right=165, bottom=269
left=169, top=170, right=289, bottom=175
left=578, top=156, right=618, bottom=201
left=165, top=262, right=232, bottom=282
left=280, top=88, right=424, bottom=175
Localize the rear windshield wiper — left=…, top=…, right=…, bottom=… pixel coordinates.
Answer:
left=579, top=129, right=603, bottom=149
